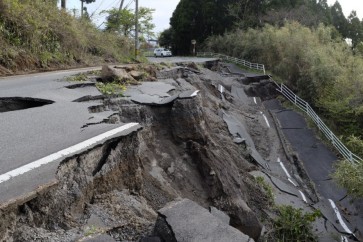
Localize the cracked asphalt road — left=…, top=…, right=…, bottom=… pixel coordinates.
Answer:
left=0, top=67, right=142, bottom=204
left=264, top=99, right=363, bottom=240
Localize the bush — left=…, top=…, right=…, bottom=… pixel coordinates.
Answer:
left=332, top=159, right=363, bottom=198
left=270, top=205, right=322, bottom=242
left=345, top=135, right=363, bottom=158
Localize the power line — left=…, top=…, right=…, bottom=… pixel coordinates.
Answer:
left=90, top=0, right=105, bottom=18
left=125, top=0, right=134, bottom=10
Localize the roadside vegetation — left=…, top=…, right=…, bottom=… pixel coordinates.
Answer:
left=0, top=0, right=133, bottom=75
left=205, top=22, right=363, bottom=197
left=266, top=205, right=322, bottom=242
left=254, top=176, right=322, bottom=241
left=332, top=160, right=363, bottom=198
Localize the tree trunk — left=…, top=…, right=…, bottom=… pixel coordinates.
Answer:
left=81, top=1, right=84, bottom=18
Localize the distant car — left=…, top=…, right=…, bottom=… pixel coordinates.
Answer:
left=154, top=48, right=172, bottom=57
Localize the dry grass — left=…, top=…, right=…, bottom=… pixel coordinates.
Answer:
left=0, top=0, right=133, bottom=75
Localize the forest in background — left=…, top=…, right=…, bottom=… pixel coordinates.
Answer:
left=161, top=0, right=363, bottom=55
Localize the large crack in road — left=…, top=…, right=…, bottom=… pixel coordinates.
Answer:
left=0, top=61, right=361, bottom=241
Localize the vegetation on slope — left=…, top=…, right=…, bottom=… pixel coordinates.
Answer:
left=205, top=22, right=363, bottom=196
left=0, top=0, right=133, bottom=75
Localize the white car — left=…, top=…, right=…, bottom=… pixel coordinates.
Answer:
left=154, top=48, right=172, bottom=57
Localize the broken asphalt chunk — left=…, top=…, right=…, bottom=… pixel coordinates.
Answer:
left=154, top=198, right=253, bottom=242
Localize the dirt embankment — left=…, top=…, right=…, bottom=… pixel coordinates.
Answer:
left=0, top=63, right=275, bottom=241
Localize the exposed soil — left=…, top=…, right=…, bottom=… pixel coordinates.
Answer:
left=0, top=63, right=299, bottom=242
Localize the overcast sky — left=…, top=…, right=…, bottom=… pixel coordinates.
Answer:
left=327, top=0, right=363, bottom=19
left=65, top=0, right=362, bottom=34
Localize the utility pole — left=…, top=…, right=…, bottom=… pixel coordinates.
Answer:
left=119, top=0, right=125, bottom=11
left=61, top=0, right=66, bottom=9
left=81, top=0, right=84, bottom=18
left=135, top=0, right=139, bottom=59
left=116, top=0, right=125, bottom=29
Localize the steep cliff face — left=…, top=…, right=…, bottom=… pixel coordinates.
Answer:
left=1, top=63, right=272, bottom=241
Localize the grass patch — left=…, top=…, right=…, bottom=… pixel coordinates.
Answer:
left=66, top=73, right=89, bottom=82
left=84, top=225, right=103, bottom=237
left=255, top=176, right=275, bottom=206
left=96, top=82, right=126, bottom=96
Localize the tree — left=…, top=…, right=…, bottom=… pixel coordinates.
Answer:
left=347, top=11, right=363, bottom=47
left=170, top=0, right=235, bottom=55
left=103, top=7, right=155, bottom=40
left=159, top=28, right=174, bottom=48
left=330, top=1, right=348, bottom=37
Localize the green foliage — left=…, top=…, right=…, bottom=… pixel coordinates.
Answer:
left=332, top=159, right=363, bottom=198
left=103, top=7, right=155, bottom=41
left=168, top=0, right=361, bottom=55
left=0, top=0, right=133, bottom=74
left=170, top=0, right=235, bottom=55
left=96, top=82, right=126, bottom=96
left=255, top=176, right=275, bottom=206
left=205, top=22, right=363, bottom=135
left=345, top=135, right=363, bottom=158
left=158, top=28, right=173, bottom=48
left=271, top=205, right=322, bottom=242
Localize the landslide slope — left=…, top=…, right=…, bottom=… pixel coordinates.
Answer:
left=1, top=64, right=272, bottom=241
left=0, top=0, right=132, bottom=75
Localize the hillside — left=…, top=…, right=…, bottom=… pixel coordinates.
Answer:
left=0, top=0, right=133, bottom=75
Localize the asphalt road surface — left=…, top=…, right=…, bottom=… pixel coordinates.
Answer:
left=0, top=57, right=213, bottom=205
left=0, top=67, right=142, bottom=203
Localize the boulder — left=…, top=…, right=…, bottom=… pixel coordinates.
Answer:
left=129, top=70, right=145, bottom=80
left=101, top=65, right=136, bottom=83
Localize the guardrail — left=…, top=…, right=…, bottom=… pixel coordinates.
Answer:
left=142, top=51, right=154, bottom=57
left=198, top=51, right=361, bottom=163
left=197, top=52, right=265, bottom=74
left=274, top=81, right=363, bottom=164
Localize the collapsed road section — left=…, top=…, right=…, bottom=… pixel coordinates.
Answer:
left=0, top=61, right=360, bottom=241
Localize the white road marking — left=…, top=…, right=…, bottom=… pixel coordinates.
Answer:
left=328, top=199, right=353, bottom=235
left=278, top=157, right=298, bottom=187
left=341, top=236, right=348, bottom=242
left=278, top=157, right=291, bottom=179
left=191, top=90, right=200, bottom=97
left=288, top=178, right=298, bottom=187
left=260, top=111, right=271, bottom=128
left=218, top=84, right=225, bottom=93
left=0, top=123, right=140, bottom=184
left=298, top=190, right=307, bottom=203
left=253, top=97, right=257, bottom=104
